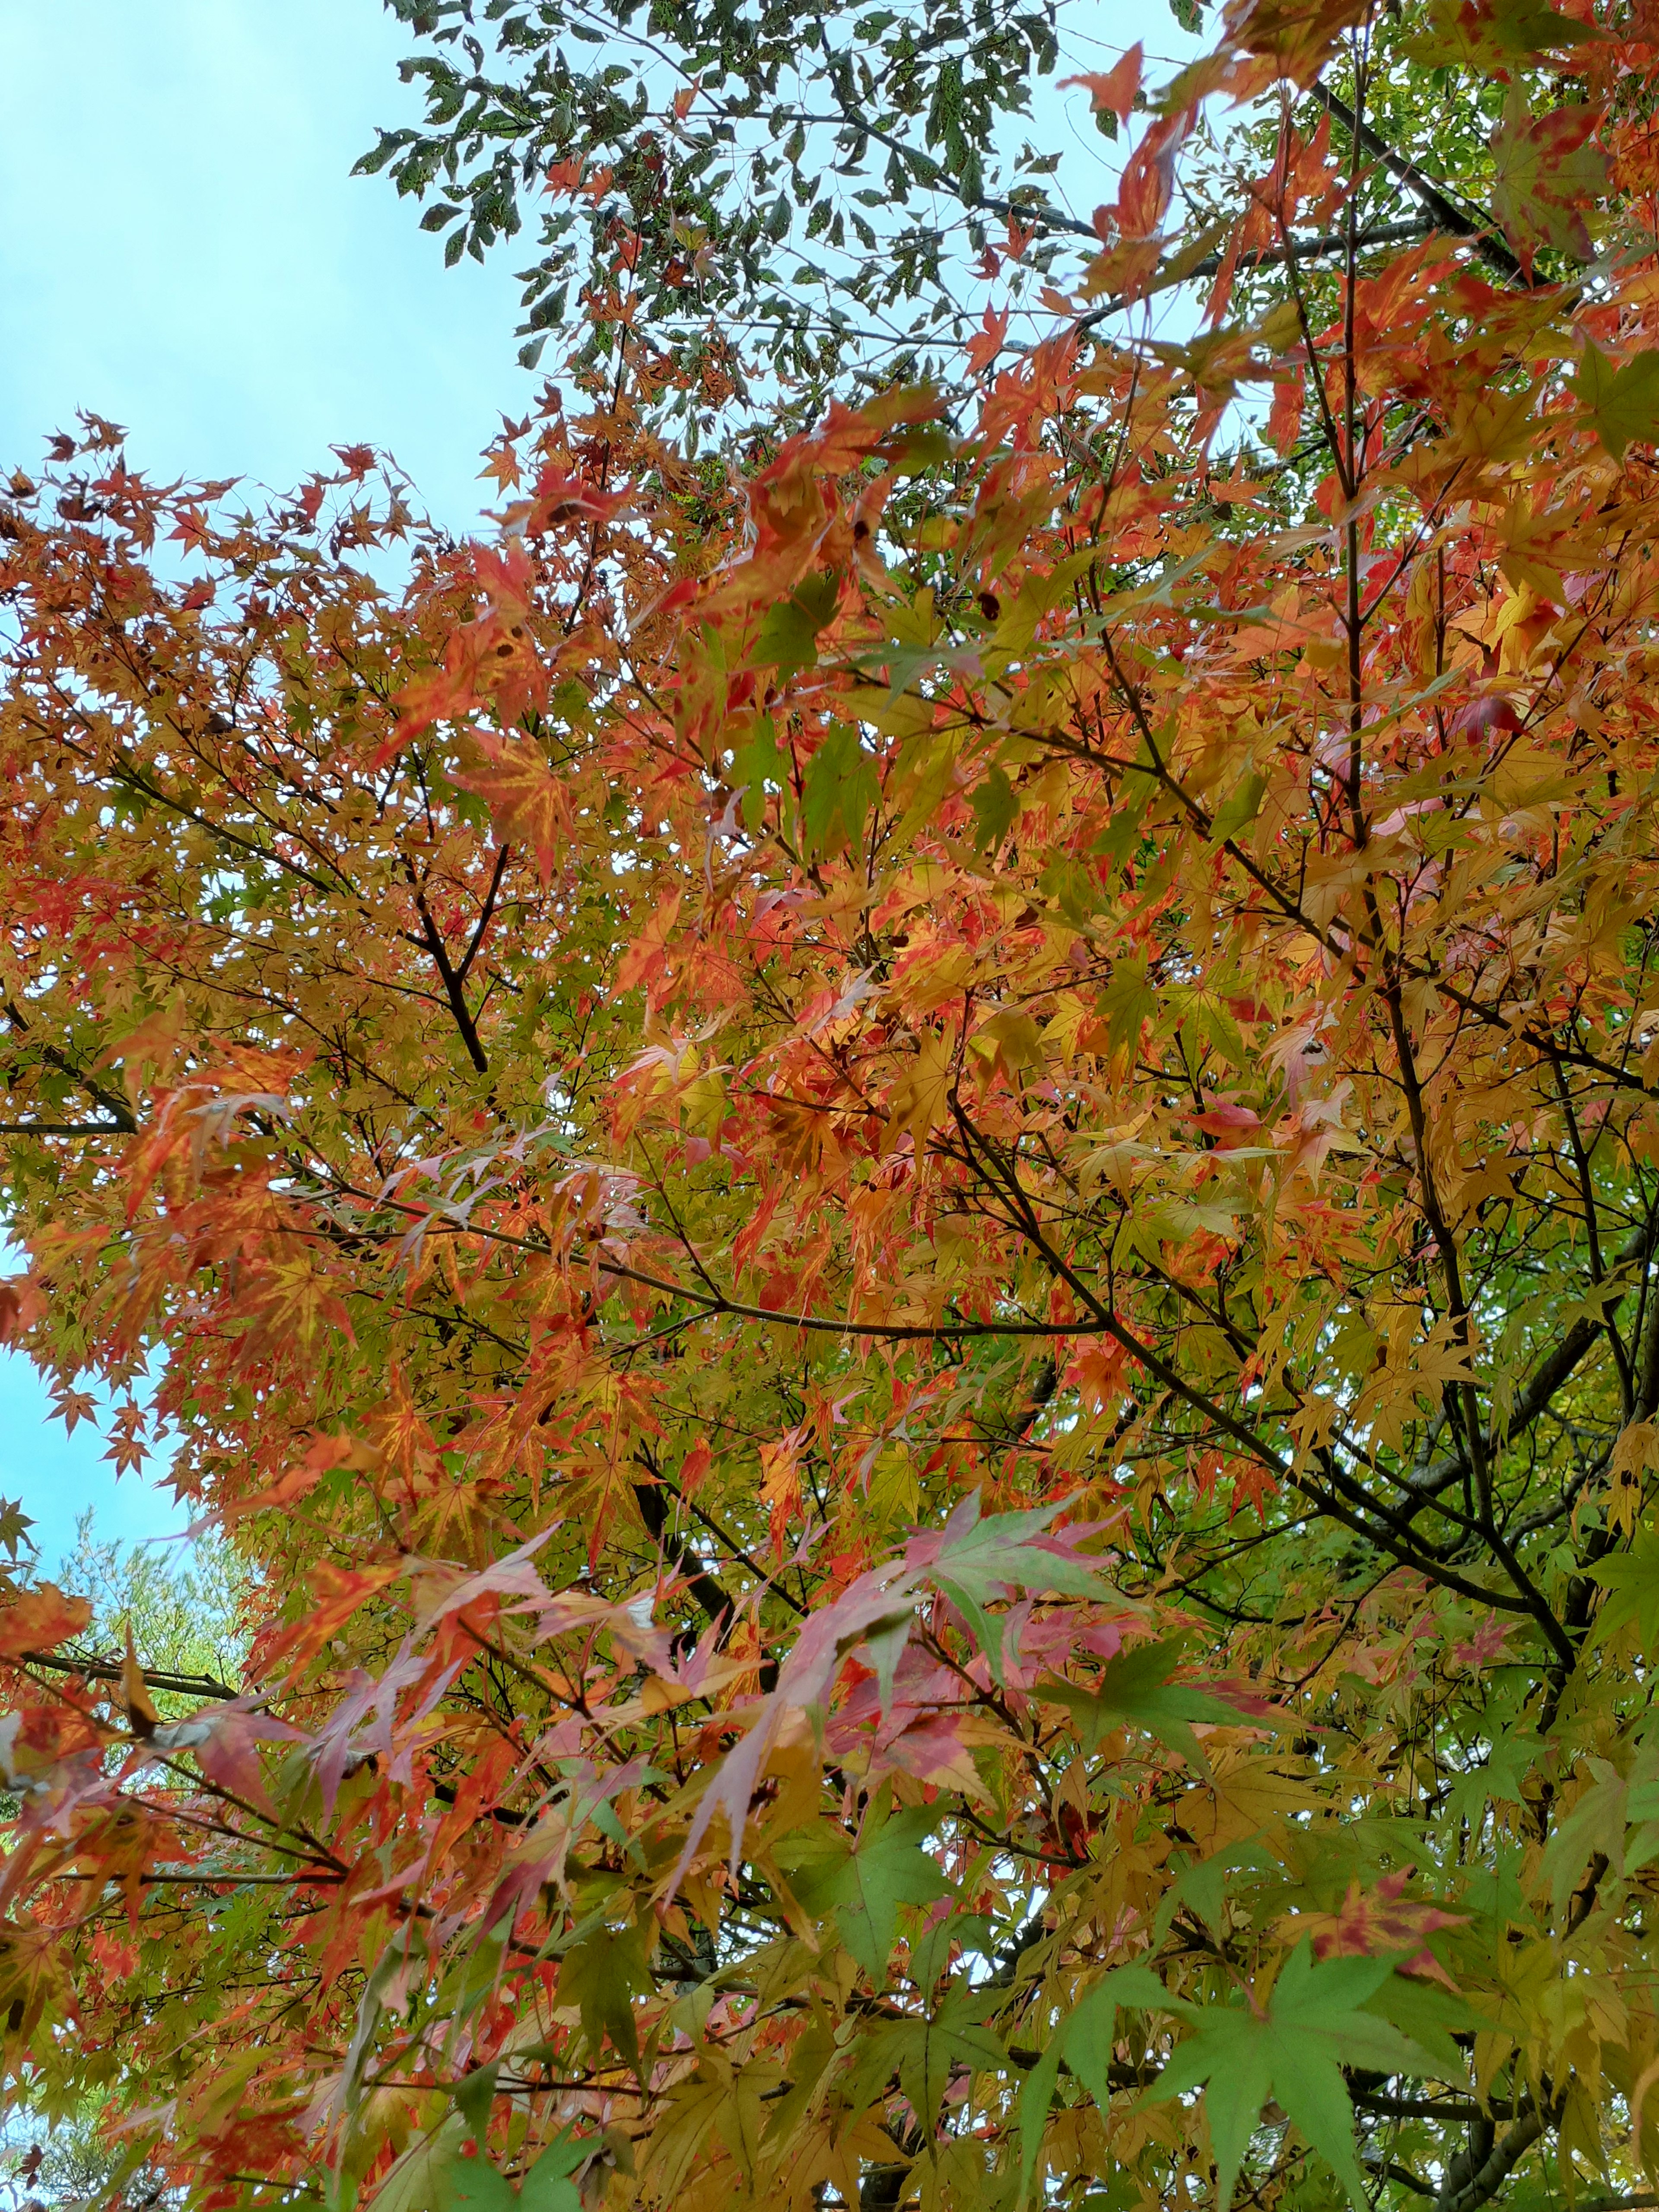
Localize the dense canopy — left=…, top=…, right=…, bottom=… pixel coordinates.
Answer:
left=6, top=4, right=1659, bottom=2211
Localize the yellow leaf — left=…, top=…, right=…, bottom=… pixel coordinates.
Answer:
left=121, top=1622, right=160, bottom=1738
left=1608, top=1420, right=1659, bottom=1536
left=887, top=1031, right=954, bottom=1153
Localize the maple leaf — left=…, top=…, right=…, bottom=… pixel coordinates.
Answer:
left=755, top=571, right=839, bottom=680
left=1489, top=89, right=1605, bottom=272
left=1291, top=1872, right=1466, bottom=1986
left=1036, top=1637, right=1250, bottom=1770
left=1017, top=1965, right=1171, bottom=2199
left=1060, top=44, right=1143, bottom=131
left=1409, top=0, right=1607, bottom=69
left=1148, top=1947, right=1434, bottom=2210
left=0, top=1584, right=92, bottom=1661
left=1589, top=1531, right=1659, bottom=1656
left=451, top=731, right=570, bottom=885
left=774, top=1795, right=950, bottom=1980
left=887, top=1030, right=955, bottom=1152
left=555, top=1914, right=655, bottom=2071
left=906, top=1494, right=1108, bottom=1683
left=0, top=1499, right=34, bottom=1561
left=1573, top=340, right=1659, bottom=462
left=15, top=23, right=1659, bottom=2202
left=966, top=306, right=1010, bottom=375
left=0, top=1276, right=45, bottom=1347
left=800, top=721, right=878, bottom=858
left=1222, top=0, right=1373, bottom=83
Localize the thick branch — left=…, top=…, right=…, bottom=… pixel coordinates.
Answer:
left=1436, top=2103, right=1551, bottom=2212
left=0, top=1122, right=132, bottom=1138
left=1311, top=85, right=1528, bottom=286
left=632, top=1465, right=739, bottom=1631
left=456, top=842, right=512, bottom=987
left=25, top=1648, right=238, bottom=1702
left=3, top=998, right=138, bottom=1136
left=411, top=884, right=490, bottom=1074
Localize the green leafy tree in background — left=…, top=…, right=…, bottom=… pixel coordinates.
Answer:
left=0, top=1504, right=247, bottom=2209
left=356, top=0, right=1617, bottom=440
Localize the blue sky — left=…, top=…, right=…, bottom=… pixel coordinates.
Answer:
left=0, top=0, right=541, bottom=1572
left=0, top=0, right=1188, bottom=1572
left=0, top=0, right=536, bottom=528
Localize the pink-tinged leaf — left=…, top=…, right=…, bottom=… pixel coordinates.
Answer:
left=408, top=1524, right=562, bottom=1629
left=1295, top=1871, right=1466, bottom=1985
left=1489, top=92, right=1605, bottom=273
left=450, top=730, right=570, bottom=885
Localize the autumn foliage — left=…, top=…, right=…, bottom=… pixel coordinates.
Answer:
left=7, top=3, right=1659, bottom=2209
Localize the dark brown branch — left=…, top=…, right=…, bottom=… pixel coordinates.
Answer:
left=1436, top=2102, right=1553, bottom=2212
left=3, top=997, right=138, bottom=1135
left=1311, top=85, right=1528, bottom=286
left=632, top=1459, right=739, bottom=1631
left=456, top=842, right=512, bottom=986
left=25, top=1648, right=239, bottom=1702
left=411, top=884, right=490, bottom=1073
left=0, top=1121, right=132, bottom=1138
left=1378, top=2164, right=1435, bottom=2199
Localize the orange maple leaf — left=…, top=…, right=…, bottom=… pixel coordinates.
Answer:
left=1060, top=44, right=1142, bottom=128
left=0, top=1584, right=92, bottom=1661
left=451, top=731, right=570, bottom=885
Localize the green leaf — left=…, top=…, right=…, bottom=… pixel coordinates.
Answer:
left=777, top=1797, right=948, bottom=1980
left=1362, top=1973, right=1479, bottom=2081
left=1037, top=1638, right=1243, bottom=1771
left=1018, top=1966, right=1173, bottom=2207
left=1100, top=956, right=1156, bottom=1058
left=556, top=1916, right=654, bottom=2070
left=369, top=2116, right=469, bottom=2212
left=755, top=570, right=839, bottom=678
left=1209, top=771, right=1265, bottom=846
left=518, top=2136, right=586, bottom=2212
left=1185, top=2028, right=1273, bottom=2212
left=1146, top=1945, right=1422, bottom=2211
left=1160, top=1840, right=1274, bottom=1941
left=801, top=721, right=880, bottom=859
left=1574, top=340, right=1659, bottom=464
left=925, top=1496, right=1106, bottom=1683
left=1016, top=2032, right=1066, bottom=2208
left=971, top=763, right=1017, bottom=849
left=1409, top=0, right=1606, bottom=68
left=911, top=1995, right=1007, bottom=2126
left=1489, top=88, right=1604, bottom=268
left=1063, top=1966, right=1176, bottom=2108
left=435, top=2161, right=514, bottom=2212
left=731, top=711, right=788, bottom=831
left=1589, top=1530, right=1659, bottom=1653
left=0, top=1497, right=34, bottom=1560
left=838, top=1802, right=950, bottom=1977
left=452, top=2063, right=498, bottom=2142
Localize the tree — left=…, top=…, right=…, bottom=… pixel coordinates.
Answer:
left=3, top=3, right=1659, bottom=2210
left=0, top=1509, right=248, bottom=2211
left=356, top=0, right=1614, bottom=433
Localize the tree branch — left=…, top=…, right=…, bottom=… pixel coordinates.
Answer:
left=25, top=1648, right=239, bottom=1703
left=3, top=997, right=138, bottom=1135
left=1310, top=85, right=1528, bottom=286
left=1436, top=2101, right=1555, bottom=2212
left=410, top=883, right=490, bottom=1074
